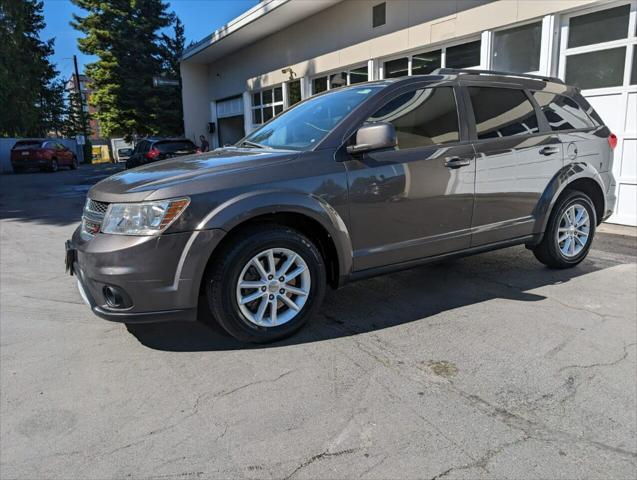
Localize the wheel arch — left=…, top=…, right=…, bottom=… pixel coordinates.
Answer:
left=534, top=163, right=606, bottom=238
left=199, top=191, right=353, bottom=289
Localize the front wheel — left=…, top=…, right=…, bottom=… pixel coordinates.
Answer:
left=205, top=225, right=326, bottom=343
left=70, top=156, right=78, bottom=170
left=532, top=190, right=596, bottom=269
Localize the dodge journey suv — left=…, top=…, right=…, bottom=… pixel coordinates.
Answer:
left=66, top=69, right=616, bottom=343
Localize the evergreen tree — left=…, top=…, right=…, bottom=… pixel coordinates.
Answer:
left=0, top=0, right=62, bottom=137
left=157, top=16, right=185, bottom=136
left=71, top=0, right=172, bottom=139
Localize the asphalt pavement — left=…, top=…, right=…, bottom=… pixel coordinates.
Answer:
left=1, top=164, right=636, bottom=479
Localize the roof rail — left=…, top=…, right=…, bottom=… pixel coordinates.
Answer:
left=433, top=68, right=565, bottom=85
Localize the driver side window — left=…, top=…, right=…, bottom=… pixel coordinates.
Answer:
left=367, top=87, right=460, bottom=149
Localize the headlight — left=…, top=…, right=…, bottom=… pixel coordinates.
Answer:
left=101, top=198, right=190, bottom=235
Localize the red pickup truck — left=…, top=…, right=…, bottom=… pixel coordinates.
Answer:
left=11, top=140, right=78, bottom=173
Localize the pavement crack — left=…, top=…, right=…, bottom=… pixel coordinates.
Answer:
left=284, top=448, right=359, bottom=480
left=559, top=342, right=636, bottom=373
left=214, top=369, right=295, bottom=398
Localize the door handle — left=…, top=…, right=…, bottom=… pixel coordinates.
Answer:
left=539, top=146, right=560, bottom=156
left=444, top=157, right=471, bottom=169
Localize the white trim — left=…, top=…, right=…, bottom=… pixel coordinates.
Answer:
left=310, top=63, right=369, bottom=94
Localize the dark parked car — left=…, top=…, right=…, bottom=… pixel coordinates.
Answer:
left=11, top=139, right=78, bottom=173
left=67, top=69, right=617, bottom=343
left=125, top=137, right=198, bottom=169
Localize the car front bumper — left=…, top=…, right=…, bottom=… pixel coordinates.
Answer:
left=67, top=226, right=225, bottom=323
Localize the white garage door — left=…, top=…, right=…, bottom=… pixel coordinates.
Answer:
left=559, top=1, right=637, bottom=226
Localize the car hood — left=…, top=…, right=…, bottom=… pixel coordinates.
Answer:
left=89, top=147, right=299, bottom=203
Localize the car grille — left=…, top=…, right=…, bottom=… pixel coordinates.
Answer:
left=82, top=198, right=109, bottom=237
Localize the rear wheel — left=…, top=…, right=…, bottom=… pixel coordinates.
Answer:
left=205, top=225, right=326, bottom=343
left=49, top=159, right=59, bottom=172
left=532, top=190, right=596, bottom=269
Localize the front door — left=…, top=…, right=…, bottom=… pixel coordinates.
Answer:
left=345, top=86, right=475, bottom=271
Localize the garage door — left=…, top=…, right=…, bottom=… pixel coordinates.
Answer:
left=216, top=96, right=245, bottom=147
left=559, top=2, right=637, bottom=226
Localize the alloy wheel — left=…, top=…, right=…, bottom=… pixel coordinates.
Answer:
left=557, top=203, right=590, bottom=258
left=236, top=248, right=311, bottom=327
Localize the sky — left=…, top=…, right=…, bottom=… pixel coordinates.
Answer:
left=42, top=0, right=259, bottom=81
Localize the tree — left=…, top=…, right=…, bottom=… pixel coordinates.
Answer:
left=157, top=16, right=185, bottom=136
left=0, top=0, right=62, bottom=137
left=71, top=0, right=172, bottom=140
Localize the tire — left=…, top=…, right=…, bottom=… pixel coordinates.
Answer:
left=70, top=156, right=78, bottom=170
left=205, top=225, right=327, bottom=343
left=49, top=159, right=58, bottom=172
left=533, top=190, right=596, bottom=269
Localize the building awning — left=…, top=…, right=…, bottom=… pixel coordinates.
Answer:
left=181, top=0, right=341, bottom=64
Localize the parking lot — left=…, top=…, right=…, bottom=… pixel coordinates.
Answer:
left=1, top=164, right=636, bottom=479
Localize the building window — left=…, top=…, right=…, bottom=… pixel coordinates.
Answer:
left=373, top=2, right=386, bottom=28
left=252, top=85, right=284, bottom=125
left=561, top=4, right=635, bottom=90
left=468, top=87, right=539, bottom=139
left=446, top=40, right=481, bottom=69
left=493, top=22, right=542, bottom=73
left=567, top=4, right=630, bottom=48
left=288, top=79, right=302, bottom=106
left=382, top=40, right=478, bottom=79
left=367, top=87, right=460, bottom=149
left=312, top=65, right=369, bottom=94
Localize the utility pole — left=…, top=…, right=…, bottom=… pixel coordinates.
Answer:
left=73, top=54, right=88, bottom=163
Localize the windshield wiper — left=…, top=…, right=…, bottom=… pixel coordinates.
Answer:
left=238, top=140, right=269, bottom=149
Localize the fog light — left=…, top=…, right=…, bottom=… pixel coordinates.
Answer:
left=103, top=286, right=125, bottom=308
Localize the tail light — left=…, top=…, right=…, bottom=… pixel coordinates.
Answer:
left=196, top=148, right=201, bottom=153
left=35, top=149, right=46, bottom=159
left=608, top=133, right=618, bottom=150
left=145, top=148, right=160, bottom=160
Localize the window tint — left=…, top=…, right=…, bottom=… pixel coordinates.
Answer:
left=468, top=87, right=539, bottom=140
left=568, top=4, right=630, bottom=48
left=446, top=40, right=481, bottom=69
left=13, top=141, right=42, bottom=149
left=532, top=92, right=596, bottom=131
left=155, top=141, right=196, bottom=153
left=367, top=87, right=459, bottom=149
left=565, top=47, right=626, bottom=90
left=412, top=50, right=441, bottom=75
left=384, top=57, right=408, bottom=78
left=493, top=22, right=541, bottom=73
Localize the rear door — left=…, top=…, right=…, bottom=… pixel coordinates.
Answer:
left=345, top=84, right=475, bottom=270
left=465, top=85, right=564, bottom=246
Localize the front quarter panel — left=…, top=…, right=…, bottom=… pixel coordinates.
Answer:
left=189, top=151, right=354, bottom=281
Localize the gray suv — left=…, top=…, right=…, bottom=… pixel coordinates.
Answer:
left=66, top=69, right=617, bottom=343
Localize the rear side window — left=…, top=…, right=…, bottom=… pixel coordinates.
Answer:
left=154, top=141, right=196, bottom=153
left=468, top=87, right=539, bottom=140
left=12, top=141, right=42, bottom=150
left=367, top=87, right=460, bottom=149
left=532, top=92, right=597, bottom=131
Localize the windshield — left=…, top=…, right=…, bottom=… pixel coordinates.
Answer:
left=242, top=85, right=385, bottom=151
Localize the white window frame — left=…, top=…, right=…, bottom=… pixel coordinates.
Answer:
left=558, top=0, right=637, bottom=95
left=378, top=36, right=482, bottom=79
left=488, top=18, right=546, bottom=75
left=250, top=84, right=284, bottom=126
left=310, top=63, right=370, bottom=95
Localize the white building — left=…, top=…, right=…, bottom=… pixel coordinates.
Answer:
left=180, top=0, right=637, bottom=226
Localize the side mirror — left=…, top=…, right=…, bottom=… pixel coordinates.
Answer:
left=346, top=122, right=397, bottom=155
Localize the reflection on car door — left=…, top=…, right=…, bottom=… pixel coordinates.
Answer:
left=345, top=86, right=475, bottom=271
left=466, top=86, right=564, bottom=246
